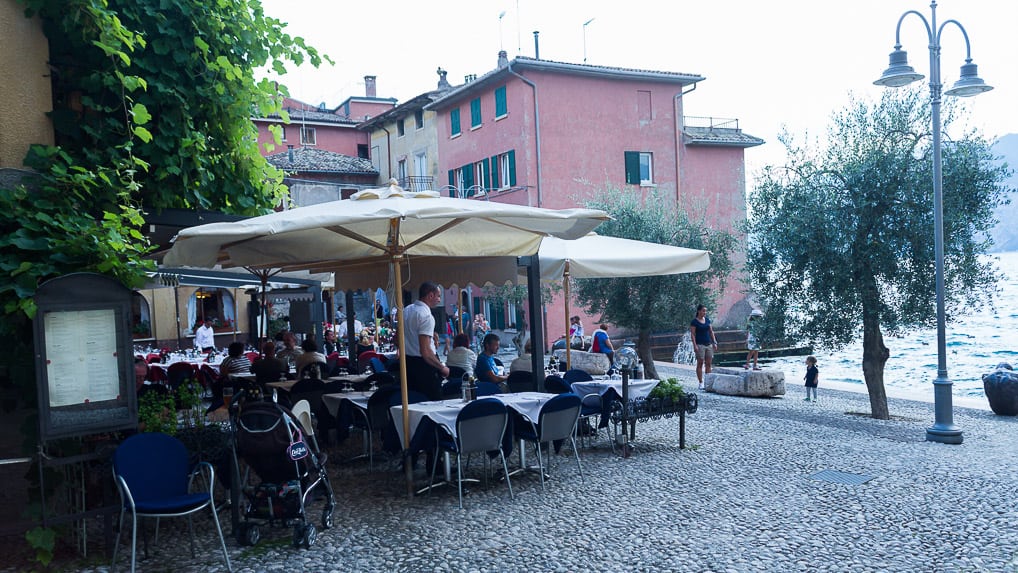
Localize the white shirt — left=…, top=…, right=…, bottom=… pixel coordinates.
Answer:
left=195, top=324, right=215, bottom=349
left=338, top=319, right=363, bottom=339
left=403, top=300, right=435, bottom=358
left=446, top=346, right=477, bottom=372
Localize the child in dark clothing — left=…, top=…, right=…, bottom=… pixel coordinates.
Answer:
left=804, top=355, right=819, bottom=402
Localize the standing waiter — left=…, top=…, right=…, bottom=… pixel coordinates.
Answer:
left=404, top=282, right=450, bottom=400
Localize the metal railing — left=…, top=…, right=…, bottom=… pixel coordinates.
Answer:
left=397, top=176, right=436, bottom=192
left=683, top=115, right=740, bottom=130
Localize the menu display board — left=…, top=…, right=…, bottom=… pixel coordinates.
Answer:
left=33, top=273, right=137, bottom=440
left=44, top=309, right=121, bottom=406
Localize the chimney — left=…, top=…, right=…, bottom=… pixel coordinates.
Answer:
left=533, top=31, right=540, bottom=59
left=497, top=50, right=509, bottom=69
left=287, top=144, right=294, bottom=163
left=437, top=67, right=450, bottom=90
left=364, top=75, right=377, bottom=98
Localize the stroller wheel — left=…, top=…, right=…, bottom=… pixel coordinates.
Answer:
left=238, top=523, right=260, bottom=547
left=322, top=508, right=334, bottom=529
left=293, top=523, right=318, bottom=549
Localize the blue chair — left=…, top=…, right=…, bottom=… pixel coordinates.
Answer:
left=428, top=398, right=514, bottom=508
left=369, top=356, right=388, bottom=374
left=544, top=374, right=571, bottom=394
left=475, top=381, right=501, bottom=397
left=514, top=393, right=583, bottom=491
left=111, top=432, right=231, bottom=572
left=563, top=368, right=594, bottom=384
left=506, top=370, right=535, bottom=393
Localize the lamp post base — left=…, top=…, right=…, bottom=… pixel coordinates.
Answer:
left=925, top=426, right=964, bottom=444
left=926, top=378, right=963, bottom=444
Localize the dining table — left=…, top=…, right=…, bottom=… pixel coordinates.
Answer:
left=389, top=392, right=559, bottom=487
left=570, top=377, right=660, bottom=429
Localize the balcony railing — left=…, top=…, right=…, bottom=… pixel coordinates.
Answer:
left=398, top=176, right=436, bottom=192
left=683, top=116, right=740, bottom=130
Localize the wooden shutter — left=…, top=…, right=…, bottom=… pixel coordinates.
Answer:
left=508, top=149, right=516, bottom=187
left=624, top=151, right=641, bottom=184
left=490, top=155, right=500, bottom=189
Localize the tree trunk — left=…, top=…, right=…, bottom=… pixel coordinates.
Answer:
left=637, top=329, right=658, bottom=380
left=861, top=311, right=890, bottom=419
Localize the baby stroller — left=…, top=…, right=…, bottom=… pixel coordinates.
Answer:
left=230, top=397, right=336, bottom=548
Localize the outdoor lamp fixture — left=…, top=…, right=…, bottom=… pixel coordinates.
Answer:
left=874, top=0, right=993, bottom=445
left=615, top=345, right=638, bottom=373
left=615, top=344, right=639, bottom=453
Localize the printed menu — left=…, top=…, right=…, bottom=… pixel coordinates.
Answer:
left=44, top=309, right=121, bottom=406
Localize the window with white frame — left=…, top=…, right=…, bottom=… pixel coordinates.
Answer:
left=624, top=151, right=653, bottom=185
left=300, top=126, right=317, bottom=145
left=397, top=158, right=407, bottom=182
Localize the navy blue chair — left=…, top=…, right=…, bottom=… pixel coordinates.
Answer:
left=369, top=356, right=388, bottom=374
left=111, top=432, right=231, bottom=572
left=514, top=393, right=583, bottom=491
left=428, top=398, right=514, bottom=508
left=544, top=374, right=571, bottom=394
left=563, top=368, right=594, bottom=384
left=506, top=370, right=535, bottom=393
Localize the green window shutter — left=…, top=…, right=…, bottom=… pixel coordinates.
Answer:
left=508, top=149, right=516, bottom=187
left=470, top=98, right=481, bottom=127
left=463, top=165, right=474, bottom=196
left=495, top=86, right=507, bottom=117
left=450, top=109, right=460, bottom=135
left=448, top=169, right=456, bottom=196
left=490, top=155, right=500, bottom=188
left=482, top=159, right=491, bottom=191
left=624, top=151, right=641, bottom=184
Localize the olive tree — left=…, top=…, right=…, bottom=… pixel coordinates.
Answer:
left=745, top=88, right=1009, bottom=419
left=572, top=185, right=736, bottom=380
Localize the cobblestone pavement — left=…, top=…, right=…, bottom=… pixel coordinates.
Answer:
left=46, top=363, right=1018, bottom=572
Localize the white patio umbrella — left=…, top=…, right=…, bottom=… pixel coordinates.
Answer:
left=163, top=179, right=609, bottom=496
left=537, top=234, right=711, bottom=369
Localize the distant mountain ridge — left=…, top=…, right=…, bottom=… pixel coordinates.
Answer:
left=990, top=134, right=1018, bottom=252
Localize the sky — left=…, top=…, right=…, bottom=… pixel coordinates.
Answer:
left=259, top=0, right=1018, bottom=182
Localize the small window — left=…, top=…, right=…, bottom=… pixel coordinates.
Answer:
left=300, top=127, right=316, bottom=146
left=397, top=118, right=405, bottom=137
left=494, top=86, right=507, bottom=118
left=280, top=125, right=287, bottom=141
left=414, top=109, right=424, bottom=130
left=624, top=151, right=654, bottom=185
left=358, top=144, right=369, bottom=159
left=450, top=108, right=461, bottom=136
left=397, top=158, right=407, bottom=181
left=474, top=160, right=490, bottom=194
left=470, top=98, right=482, bottom=128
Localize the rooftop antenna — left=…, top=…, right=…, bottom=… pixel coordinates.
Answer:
left=516, top=0, right=521, bottom=54
left=583, top=17, right=595, bottom=63
left=498, top=11, right=506, bottom=51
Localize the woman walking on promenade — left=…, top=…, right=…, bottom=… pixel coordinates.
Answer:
left=690, top=304, right=718, bottom=391
left=804, top=355, right=819, bottom=402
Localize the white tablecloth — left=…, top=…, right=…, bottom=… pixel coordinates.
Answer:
left=570, top=379, right=659, bottom=401
left=390, top=392, right=558, bottom=447
left=322, top=391, right=373, bottom=418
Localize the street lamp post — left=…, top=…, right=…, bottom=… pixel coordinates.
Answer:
left=873, top=0, right=992, bottom=444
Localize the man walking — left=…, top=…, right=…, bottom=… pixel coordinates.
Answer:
left=404, top=282, right=450, bottom=400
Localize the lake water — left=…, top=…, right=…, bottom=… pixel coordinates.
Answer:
left=756, top=250, right=1018, bottom=403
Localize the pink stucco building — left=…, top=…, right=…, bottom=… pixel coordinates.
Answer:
left=422, top=52, right=762, bottom=342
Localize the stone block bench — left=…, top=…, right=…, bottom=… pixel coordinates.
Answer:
left=704, top=367, right=785, bottom=398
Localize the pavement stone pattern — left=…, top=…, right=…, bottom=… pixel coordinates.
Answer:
left=46, top=363, right=1018, bottom=572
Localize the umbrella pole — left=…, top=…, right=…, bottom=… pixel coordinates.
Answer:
left=393, top=253, right=415, bottom=498
left=564, top=263, right=571, bottom=371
